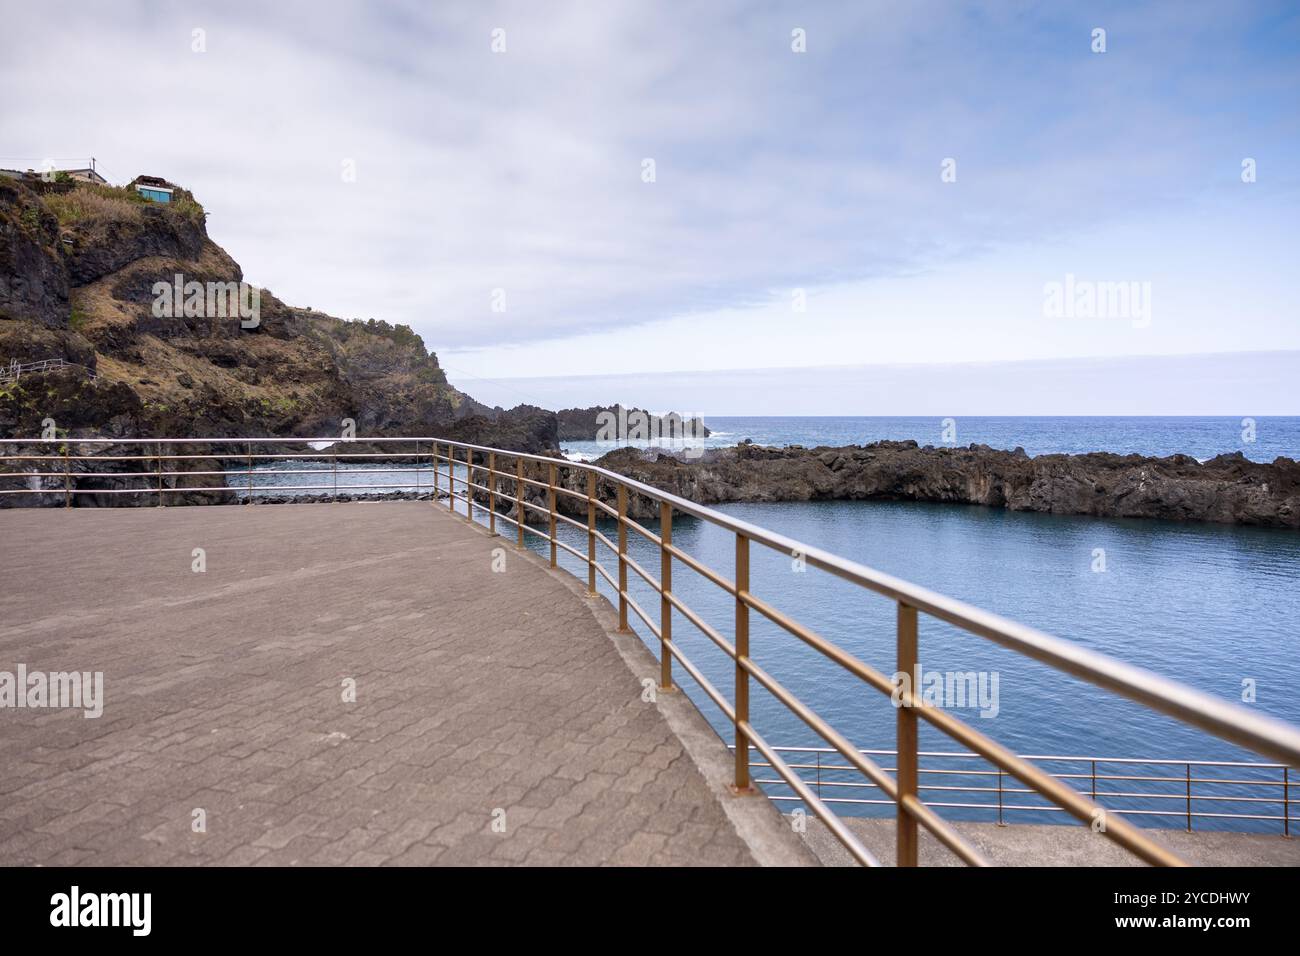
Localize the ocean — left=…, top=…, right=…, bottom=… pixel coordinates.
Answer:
left=239, top=416, right=1300, bottom=830
left=536, top=499, right=1300, bottom=832
left=559, top=415, right=1298, bottom=463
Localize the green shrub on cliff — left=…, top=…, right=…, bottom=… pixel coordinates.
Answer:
left=42, top=182, right=205, bottom=227
left=44, top=184, right=146, bottom=227
left=170, top=194, right=206, bottom=222
left=357, top=318, right=423, bottom=350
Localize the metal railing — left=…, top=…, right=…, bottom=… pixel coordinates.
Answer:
left=4, top=436, right=1300, bottom=867
left=741, top=746, right=1295, bottom=835
left=0, top=358, right=96, bottom=385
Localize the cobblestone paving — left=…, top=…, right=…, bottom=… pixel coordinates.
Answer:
left=0, top=502, right=760, bottom=866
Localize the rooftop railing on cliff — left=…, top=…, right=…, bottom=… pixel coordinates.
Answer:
left=3, top=436, right=1300, bottom=866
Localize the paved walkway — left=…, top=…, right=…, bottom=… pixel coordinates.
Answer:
left=0, top=501, right=803, bottom=866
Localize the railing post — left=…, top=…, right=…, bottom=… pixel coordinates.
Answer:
left=1285, top=767, right=1291, bottom=838
left=816, top=751, right=822, bottom=800
left=586, top=471, right=597, bottom=595
left=431, top=441, right=438, bottom=503
left=896, top=602, right=919, bottom=866
left=464, top=447, right=473, bottom=519
left=659, top=500, right=672, bottom=690
left=450, top=445, right=457, bottom=513
left=332, top=445, right=338, bottom=502
left=997, top=767, right=1005, bottom=826
left=1091, top=759, right=1097, bottom=802
left=156, top=441, right=164, bottom=507
left=62, top=443, right=70, bottom=508
left=548, top=461, right=557, bottom=568
left=515, top=457, right=525, bottom=549
left=246, top=442, right=253, bottom=502
left=415, top=440, right=420, bottom=497
left=616, top=484, right=629, bottom=631
left=1186, top=763, right=1193, bottom=832
left=732, top=533, right=752, bottom=794
left=488, top=451, right=496, bottom=535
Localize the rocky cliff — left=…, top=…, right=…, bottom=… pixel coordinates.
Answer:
left=562, top=441, right=1300, bottom=528
left=0, top=176, right=554, bottom=450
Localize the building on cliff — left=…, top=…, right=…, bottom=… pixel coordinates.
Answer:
left=128, top=174, right=175, bottom=203
left=0, top=165, right=108, bottom=187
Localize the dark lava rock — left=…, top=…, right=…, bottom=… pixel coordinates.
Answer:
left=556, top=441, right=1300, bottom=529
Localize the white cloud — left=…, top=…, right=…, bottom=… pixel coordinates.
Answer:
left=3, top=0, right=1296, bottom=381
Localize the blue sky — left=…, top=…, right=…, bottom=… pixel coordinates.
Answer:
left=3, top=1, right=1298, bottom=412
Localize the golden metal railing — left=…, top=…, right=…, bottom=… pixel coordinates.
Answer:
left=5, top=436, right=1300, bottom=868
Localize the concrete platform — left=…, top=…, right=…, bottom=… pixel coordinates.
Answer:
left=0, top=501, right=811, bottom=866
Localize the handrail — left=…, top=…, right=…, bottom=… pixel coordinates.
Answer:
left=0, top=358, right=97, bottom=383
left=739, top=746, right=1295, bottom=835
left=4, top=435, right=1300, bottom=867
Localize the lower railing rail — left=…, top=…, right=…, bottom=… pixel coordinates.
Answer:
left=739, top=746, right=1295, bottom=835
left=4, top=436, right=1300, bottom=867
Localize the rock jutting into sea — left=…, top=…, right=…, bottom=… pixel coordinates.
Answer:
left=546, top=441, right=1299, bottom=529
left=556, top=404, right=710, bottom=442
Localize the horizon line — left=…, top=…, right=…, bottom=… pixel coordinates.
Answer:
left=448, top=348, right=1300, bottom=386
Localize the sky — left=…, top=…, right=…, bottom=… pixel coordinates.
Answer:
left=3, top=1, right=1298, bottom=413
left=450, top=351, right=1300, bottom=416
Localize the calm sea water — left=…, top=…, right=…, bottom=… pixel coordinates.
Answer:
left=531, top=501, right=1300, bottom=832
left=560, top=415, right=1299, bottom=463
left=238, top=418, right=1300, bottom=831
